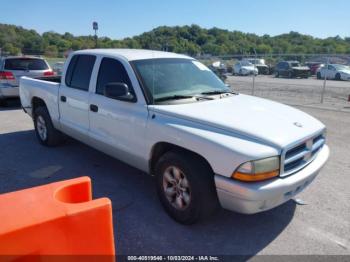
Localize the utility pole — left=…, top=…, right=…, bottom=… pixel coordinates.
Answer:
left=321, top=47, right=330, bottom=104
left=252, top=48, right=257, bottom=95
left=93, top=22, right=98, bottom=48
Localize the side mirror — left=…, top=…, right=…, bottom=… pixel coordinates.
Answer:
left=104, top=82, right=134, bottom=101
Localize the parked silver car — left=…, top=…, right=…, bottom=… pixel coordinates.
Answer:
left=233, top=61, right=258, bottom=76
left=52, top=62, right=65, bottom=76
left=0, top=56, right=53, bottom=104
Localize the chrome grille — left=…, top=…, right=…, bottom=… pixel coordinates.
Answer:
left=281, top=132, right=325, bottom=177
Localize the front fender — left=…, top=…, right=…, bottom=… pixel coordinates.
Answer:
left=146, top=112, right=279, bottom=177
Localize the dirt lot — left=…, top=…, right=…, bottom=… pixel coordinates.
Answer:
left=0, top=76, right=349, bottom=256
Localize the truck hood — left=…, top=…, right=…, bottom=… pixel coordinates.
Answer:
left=149, top=94, right=325, bottom=149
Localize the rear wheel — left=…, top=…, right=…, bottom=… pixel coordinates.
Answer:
left=34, top=107, right=62, bottom=146
left=155, top=151, right=219, bottom=224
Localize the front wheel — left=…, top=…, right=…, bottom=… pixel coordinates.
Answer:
left=155, top=151, right=219, bottom=224
left=0, top=97, right=8, bottom=107
left=34, top=107, right=62, bottom=146
left=335, top=73, right=341, bottom=81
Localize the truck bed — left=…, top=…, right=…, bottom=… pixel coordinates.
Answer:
left=19, top=76, right=60, bottom=123
left=35, top=75, right=61, bottom=83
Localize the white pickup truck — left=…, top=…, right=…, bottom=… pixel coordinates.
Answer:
left=20, top=49, right=329, bottom=224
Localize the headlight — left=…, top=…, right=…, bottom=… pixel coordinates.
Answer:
left=232, top=156, right=280, bottom=182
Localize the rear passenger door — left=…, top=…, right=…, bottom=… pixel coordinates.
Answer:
left=88, top=57, right=149, bottom=169
left=327, top=65, right=336, bottom=79
left=59, top=54, right=96, bottom=142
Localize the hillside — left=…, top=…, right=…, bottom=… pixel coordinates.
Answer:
left=0, top=23, right=349, bottom=57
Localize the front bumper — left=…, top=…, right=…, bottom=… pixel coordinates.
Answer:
left=293, top=70, right=310, bottom=78
left=215, top=145, right=329, bottom=214
left=0, top=85, right=19, bottom=98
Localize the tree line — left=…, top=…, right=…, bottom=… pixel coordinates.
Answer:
left=0, top=23, right=349, bottom=57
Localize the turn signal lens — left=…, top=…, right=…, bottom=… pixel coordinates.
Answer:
left=232, top=156, right=280, bottom=182
left=233, top=170, right=279, bottom=182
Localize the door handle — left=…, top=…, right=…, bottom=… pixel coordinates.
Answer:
left=90, top=104, right=98, bottom=112
left=60, top=96, right=67, bottom=102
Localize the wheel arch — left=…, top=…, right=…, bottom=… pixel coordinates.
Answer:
left=32, top=97, right=48, bottom=116
left=149, top=142, right=214, bottom=175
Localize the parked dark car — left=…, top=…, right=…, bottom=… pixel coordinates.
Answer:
left=305, top=62, right=324, bottom=75
left=275, top=61, right=310, bottom=78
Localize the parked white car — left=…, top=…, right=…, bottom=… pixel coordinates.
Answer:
left=20, top=49, right=329, bottom=224
left=233, top=61, right=258, bottom=76
left=242, top=58, right=269, bottom=75
left=316, top=64, right=350, bottom=81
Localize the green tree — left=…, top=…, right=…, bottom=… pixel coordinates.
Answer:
left=45, top=45, right=58, bottom=57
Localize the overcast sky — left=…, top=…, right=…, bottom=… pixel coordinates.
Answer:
left=1, top=0, right=349, bottom=39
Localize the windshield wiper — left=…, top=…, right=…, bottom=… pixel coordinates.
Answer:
left=154, top=95, right=194, bottom=102
left=201, top=90, right=236, bottom=95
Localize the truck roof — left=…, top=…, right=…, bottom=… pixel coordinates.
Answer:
left=74, top=49, right=192, bottom=61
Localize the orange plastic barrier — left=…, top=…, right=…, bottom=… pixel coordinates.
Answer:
left=0, top=176, right=115, bottom=257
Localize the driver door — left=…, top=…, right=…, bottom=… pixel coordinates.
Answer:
left=88, top=57, right=149, bottom=169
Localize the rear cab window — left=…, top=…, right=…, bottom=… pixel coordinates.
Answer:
left=65, top=55, right=96, bottom=91
left=4, top=58, right=49, bottom=71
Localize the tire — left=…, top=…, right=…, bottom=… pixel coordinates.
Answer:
left=155, top=151, right=219, bottom=224
left=317, top=72, right=322, bottom=79
left=0, top=99, right=6, bottom=107
left=335, top=73, right=341, bottom=81
left=34, top=106, right=62, bottom=146
left=275, top=71, right=279, bottom=78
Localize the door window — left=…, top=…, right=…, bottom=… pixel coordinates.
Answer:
left=96, top=58, right=135, bottom=99
left=65, top=55, right=96, bottom=91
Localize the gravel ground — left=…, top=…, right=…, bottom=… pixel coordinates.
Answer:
left=227, top=75, right=350, bottom=112
left=0, top=90, right=349, bottom=257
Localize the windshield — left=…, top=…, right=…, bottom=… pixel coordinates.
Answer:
left=132, top=58, right=231, bottom=103
left=4, top=58, right=49, bottom=71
